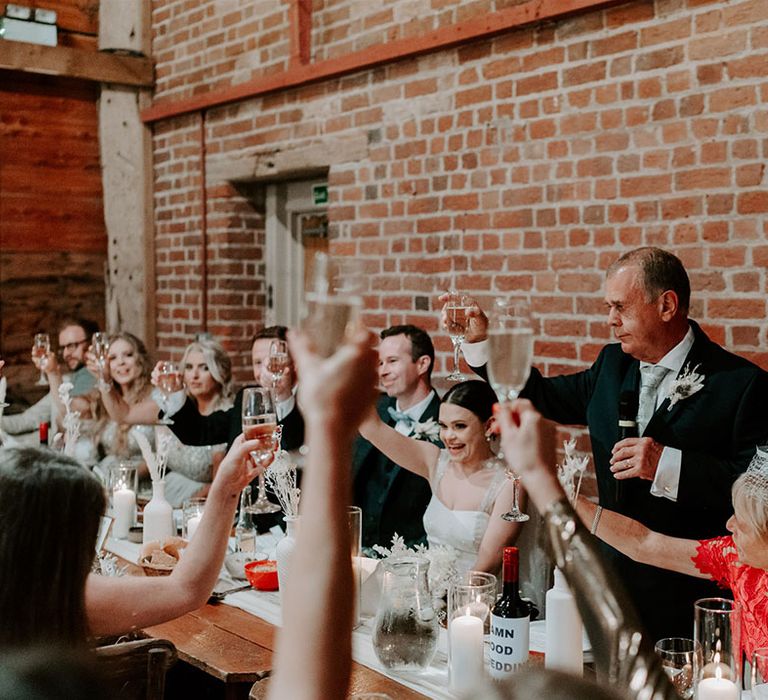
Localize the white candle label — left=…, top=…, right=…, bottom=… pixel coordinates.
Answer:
left=489, top=613, right=529, bottom=678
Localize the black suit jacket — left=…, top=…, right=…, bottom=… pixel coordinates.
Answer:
left=352, top=392, right=441, bottom=550
left=478, top=321, right=768, bottom=638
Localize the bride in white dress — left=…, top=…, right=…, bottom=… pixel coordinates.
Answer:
left=360, top=380, right=534, bottom=577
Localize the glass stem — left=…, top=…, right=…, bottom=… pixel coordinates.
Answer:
left=256, top=472, right=268, bottom=502
left=512, top=475, right=521, bottom=513
left=452, top=339, right=461, bottom=374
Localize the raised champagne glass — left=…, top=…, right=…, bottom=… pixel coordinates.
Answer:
left=267, top=340, right=290, bottom=388
left=487, top=296, right=534, bottom=523
left=32, top=333, right=51, bottom=386
left=242, top=387, right=281, bottom=515
left=444, top=291, right=471, bottom=382
left=156, top=361, right=181, bottom=425
left=91, top=332, right=110, bottom=390
left=301, top=253, right=364, bottom=358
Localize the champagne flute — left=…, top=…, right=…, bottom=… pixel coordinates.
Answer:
left=301, top=253, right=364, bottom=358
left=267, top=340, right=290, bottom=388
left=91, top=332, right=110, bottom=389
left=242, top=387, right=281, bottom=515
left=487, top=296, right=534, bottom=523
left=444, top=291, right=471, bottom=382
left=32, top=333, right=51, bottom=386
left=156, top=361, right=181, bottom=425
left=0, top=355, right=8, bottom=408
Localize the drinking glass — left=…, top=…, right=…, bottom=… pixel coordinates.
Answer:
left=182, top=497, right=206, bottom=540
left=156, top=361, right=181, bottom=425
left=32, top=333, right=51, bottom=386
left=108, top=462, right=138, bottom=539
left=268, top=340, right=289, bottom=388
left=242, top=387, right=281, bottom=514
left=444, top=291, right=471, bottom=382
left=487, top=297, right=534, bottom=522
left=752, top=647, right=768, bottom=700
left=91, top=332, right=110, bottom=389
left=0, top=356, right=8, bottom=408
left=654, top=638, right=701, bottom=699
left=301, top=253, right=364, bottom=357
left=693, top=598, right=741, bottom=696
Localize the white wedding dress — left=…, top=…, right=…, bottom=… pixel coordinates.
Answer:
left=423, top=450, right=551, bottom=612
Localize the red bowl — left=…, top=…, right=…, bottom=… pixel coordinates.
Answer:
left=244, top=560, right=279, bottom=591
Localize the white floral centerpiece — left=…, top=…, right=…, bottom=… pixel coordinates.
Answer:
left=557, top=438, right=590, bottom=503
left=265, top=449, right=301, bottom=517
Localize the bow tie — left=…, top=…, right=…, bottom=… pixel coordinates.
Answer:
left=387, top=407, right=416, bottom=427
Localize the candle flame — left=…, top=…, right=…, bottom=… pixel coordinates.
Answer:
left=714, top=652, right=722, bottom=681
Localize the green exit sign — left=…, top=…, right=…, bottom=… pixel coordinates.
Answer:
left=312, top=184, right=328, bottom=205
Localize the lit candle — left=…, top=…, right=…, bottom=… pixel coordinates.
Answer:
left=186, top=513, right=203, bottom=540
left=112, top=487, right=136, bottom=539
left=697, top=676, right=739, bottom=700
left=449, top=612, right=484, bottom=693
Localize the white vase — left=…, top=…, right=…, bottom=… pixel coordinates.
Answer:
left=276, top=516, right=299, bottom=607
left=143, top=479, right=174, bottom=545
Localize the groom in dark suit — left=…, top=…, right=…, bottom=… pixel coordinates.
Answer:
left=460, top=247, right=768, bottom=639
left=353, top=325, right=442, bottom=552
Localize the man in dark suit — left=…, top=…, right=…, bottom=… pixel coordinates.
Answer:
left=353, top=325, right=442, bottom=552
left=459, top=247, right=768, bottom=639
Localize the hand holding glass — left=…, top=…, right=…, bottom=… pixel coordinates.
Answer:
left=156, top=361, right=181, bottom=425
left=91, top=332, right=110, bottom=389
left=242, top=387, right=280, bottom=514
left=487, top=297, right=533, bottom=523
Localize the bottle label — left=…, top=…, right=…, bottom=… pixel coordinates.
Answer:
left=489, top=613, right=529, bottom=678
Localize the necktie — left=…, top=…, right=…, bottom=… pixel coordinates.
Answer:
left=637, top=365, right=669, bottom=435
left=387, top=406, right=416, bottom=429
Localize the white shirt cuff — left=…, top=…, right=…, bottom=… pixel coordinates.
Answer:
left=650, top=446, right=681, bottom=501
left=461, top=339, right=489, bottom=368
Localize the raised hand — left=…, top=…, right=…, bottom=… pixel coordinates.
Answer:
left=438, top=292, right=489, bottom=343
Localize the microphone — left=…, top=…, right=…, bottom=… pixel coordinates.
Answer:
left=616, top=390, right=638, bottom=504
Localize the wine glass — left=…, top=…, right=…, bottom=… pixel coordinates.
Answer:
left=444, top=291, right=471, bottom=382
left=32, top=333, right=51, bottom=386
left=654, top=638, right=700, bottom=699
left=267, top=340, right=289, bottom=388
left=487, top=296, right=534, bottom=523
left=156, top=361, right=181, bottom=425
left=301, top=253, right=364, bottom=357
left=0, top=355, right=8, bottom=409
left=242, top=387, right=281, bottom=515
left=91, top=332, right=110, bottom=389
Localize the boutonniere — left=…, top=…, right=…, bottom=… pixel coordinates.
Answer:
left=410, top=417, right=441, bottom=442
left=667, top=363, right=705, bottom=410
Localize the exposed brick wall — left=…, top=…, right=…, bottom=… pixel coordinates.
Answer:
left=149, top=0, right=768, bottom=395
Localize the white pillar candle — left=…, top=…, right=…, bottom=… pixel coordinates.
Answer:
left=186, top=513, right=203, bottom=541
left=697, top=677, right=739, bottom=700
left=112, top=488, right=136, bottom=539
left=449, top=613, right=484, bottom=693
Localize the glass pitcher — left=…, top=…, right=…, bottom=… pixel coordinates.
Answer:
left=372, top=555, right=439, bottom=672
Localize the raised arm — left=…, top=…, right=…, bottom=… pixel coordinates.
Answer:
left=574, top=497, right=702, bottom=578
left=85, top=434, right=262, bottom=635
left=357, top=408, right=440, bottom=480
left=268, top=328, right=378, bottom=700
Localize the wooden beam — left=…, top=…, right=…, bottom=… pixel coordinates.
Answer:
left=142, top=0, right=621, bottom=123
left=0, top=40, right=153, bottom=87
left=288, top=0, right=312, bottom=66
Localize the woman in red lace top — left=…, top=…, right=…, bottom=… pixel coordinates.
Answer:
left=576, top=468, right=768, bottom=657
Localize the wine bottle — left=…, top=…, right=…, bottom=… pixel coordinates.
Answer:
left=489, top=546, right=529, bottom=679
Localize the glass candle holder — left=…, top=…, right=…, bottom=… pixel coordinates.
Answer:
left=448, top=571, right=497, bottom=694
left=694, top=598, right=741, bottom=699
left=182, top=497, right=206, bottom=540
left=108, top=462, right=138, bottom=539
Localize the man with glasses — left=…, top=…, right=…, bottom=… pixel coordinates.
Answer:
left=1, top=318, right=98, bottom=444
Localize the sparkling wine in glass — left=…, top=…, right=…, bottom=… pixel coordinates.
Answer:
left=301, top=253, right=363, bottom=358
left=267, top=340, right=290, bottom=388
left=92, top=332, right=110, bottom=389
left=156, top=361, right=181, bottom=425
left=487, top=297, right=534, bottom=523
left=242, top=387, right=281, bottom=515
left=32, top=333, right=51, bottom=386
left=444, top=291, right=471, bottom=382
